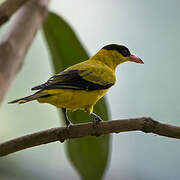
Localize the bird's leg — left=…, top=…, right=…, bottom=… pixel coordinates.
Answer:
left=62, top=108, right=73, bottom=127
left=90, top=112, right=103, bottom=127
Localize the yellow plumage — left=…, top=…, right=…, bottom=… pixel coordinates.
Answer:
left=38, top=89, right=108, bottom=114
left=9, top=44, right=143, bottom=126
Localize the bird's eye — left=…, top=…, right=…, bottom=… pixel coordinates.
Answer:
left=121, top=49, right=129, bottom=57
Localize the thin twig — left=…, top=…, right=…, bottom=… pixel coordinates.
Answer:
left=0, top=0, right=50, bottom=104
left=0, top=117, right=180, bottom=157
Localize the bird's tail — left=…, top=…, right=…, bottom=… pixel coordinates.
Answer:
left=8, top=91, right=50, bottom=104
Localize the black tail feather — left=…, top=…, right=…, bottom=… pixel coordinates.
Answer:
left=8, top=91, right=50, bottom=104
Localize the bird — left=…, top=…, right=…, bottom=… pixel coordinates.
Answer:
left=8, top=44, right=144, bottom=127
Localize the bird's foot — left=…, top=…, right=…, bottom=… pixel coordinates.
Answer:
left=93, top=118, right=103, bottom=127
left=66, top=120, right=73, bottom=128
left=91, top=112, right=103, bottom=127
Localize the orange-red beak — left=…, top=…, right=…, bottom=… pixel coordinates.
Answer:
left=129, top=54, right=144, bottom=64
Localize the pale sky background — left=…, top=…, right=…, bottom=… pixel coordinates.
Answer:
left=1, top=0, right=180, bottom=179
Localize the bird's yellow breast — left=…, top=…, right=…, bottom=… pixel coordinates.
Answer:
left=37, top=88, right=109, bottom=113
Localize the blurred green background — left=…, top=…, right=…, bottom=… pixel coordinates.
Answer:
left=1, top=0, right=180, bottom=179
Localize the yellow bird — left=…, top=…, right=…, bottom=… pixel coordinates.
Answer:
left=9, top=44, right=144, bottom=127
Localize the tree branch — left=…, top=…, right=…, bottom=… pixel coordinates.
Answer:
left=0, top=0, right=30, bottom=26
left=0, top=117, right=180, bottom=157
left=0, top=0, right=50, bottom=104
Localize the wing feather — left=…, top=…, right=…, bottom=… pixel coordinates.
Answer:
left=31, top=69, right=114, bottom=91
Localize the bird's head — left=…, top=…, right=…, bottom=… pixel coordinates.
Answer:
left=101, top=44, right=144, bottom=67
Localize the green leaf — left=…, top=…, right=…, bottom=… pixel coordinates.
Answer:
left=43, top=12, right=111, bottom=180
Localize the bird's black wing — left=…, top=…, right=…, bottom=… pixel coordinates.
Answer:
left=31, top=70, right=114, bottom=91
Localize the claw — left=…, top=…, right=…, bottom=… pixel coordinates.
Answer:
left=66, top=121, right=73, bottom=128
left=91, top=112, right=103, bottom=127
left=92, top=119, right=101, bottom=126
